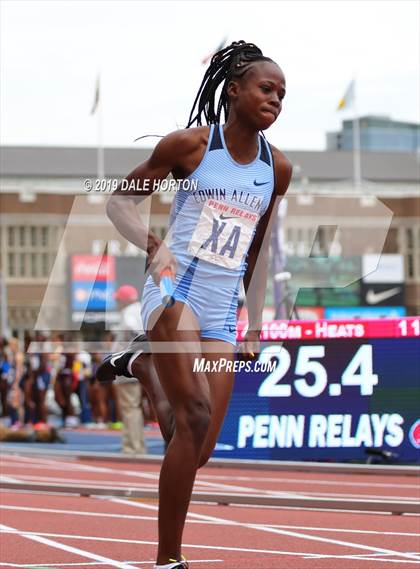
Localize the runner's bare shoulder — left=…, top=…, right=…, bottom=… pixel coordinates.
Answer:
left=269, top=144, right=293, bottom=196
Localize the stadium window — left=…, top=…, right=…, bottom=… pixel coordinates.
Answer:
left=8, top=253, right=15, bottom=277
left=31, top=253, right=37, bottom=278
left=19, top=227, right=25, bottom=247
left=400, top=225, right=420, bottom=283
left=407, top=254, right=414, bottom=279
left=30, top=227, right=37, bottom=246
left=19, top=253, right=26, bottom=277
left=41, top=227, right=48, bottom=247
left=8, top=227, right=15, bottom=247
left=41, top=253, right=49, bottom=277
left=406, top=227, right=413, bottom=249
left=6, top=224, right=58, bottom=280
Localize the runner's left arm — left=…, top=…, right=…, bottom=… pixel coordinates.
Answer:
left=241, top=151, right=292, bottom=357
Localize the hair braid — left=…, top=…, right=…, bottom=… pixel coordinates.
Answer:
left=187, top=41, right=274, bottom=128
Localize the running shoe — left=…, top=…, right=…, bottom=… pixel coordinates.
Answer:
left=155, top=556, right=189, bottom=569
left=171, top=556, right=189, bottom=569
left=96, top=333, right=149, bottom=384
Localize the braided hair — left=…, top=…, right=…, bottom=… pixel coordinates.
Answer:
left=186, top=41, right=275, bottom=128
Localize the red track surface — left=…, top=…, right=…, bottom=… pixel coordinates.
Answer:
left=1, top=454, right=419, bottom=568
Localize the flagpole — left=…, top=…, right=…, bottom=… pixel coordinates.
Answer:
left=97, top=75, right=104, bottom=180
left=272, top=199, right=288, bottom=319
left=0, top=270, right=8, bottom=337
left=352, top=82, right=362, bottom=189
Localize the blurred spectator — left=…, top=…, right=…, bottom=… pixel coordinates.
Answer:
left=29, top=332, right=52, bottom=426
left=89, top=353, right=108, bottom=428
left=114, top=285, right=142, bottom=331
left=54, top=335, right=78, bottom=428
left=0, top=331, right=143, bottom=452
left=73, top=351, right=92, bottom=425
left=0, top=337, right=10, bottom=418
left=6, top=337, right=25, bottom=427
left=113, top=284, right=145, bottom=454
left=114, top=375, right=145, bottom=454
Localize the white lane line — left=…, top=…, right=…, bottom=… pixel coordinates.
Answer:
left=304, top=557, right=419, bottom=565
left=4, top=456, right=418, bottom=501
left=304, top=552, right=420, bottom=559
left=2, top=472, right=304, bottom=500
left=301, top=552, right=420, bottom=564
left=4, top=556, right=416, bottom=567
left=6, top=454, right=419, bottom=494
left=4, top=459, right=419, bottom=490
left=3, top=458, right=419, bottom=562
left=192, top=478, right=304, bottom=498
left=262, top=524, right=420, bottom=538
left=232, top=502, right=395, bottom=515
left=1, top=455, right=304, bottom=496
left=1, top=474, right=158, bottom=489
left=2, top=505, right=420, bottom=538
left=102, top=496, right=420, bottom=563
left=1, top=456, right=160, bottom=481
left=0, top=528, right=325, bottom=557
left=199, top=512, right=420, bottom=563
left=0, top=558, right=223, bottom=567
left=0, top=523, right=139, bottom=569
left=0, top=505, right=157, bottom=523
left=4, top=471, right=418, bottom=501
left=196, top=477, right=419, bottom=500
left=1, top=462, right=98, bottom=473
left=3, top=460, right=307, bottom=499
left=0, top=524, right=412, bottom=569
left=1, top=456, right=78, bottom=468
left=198, top=473, right=420, bottom=490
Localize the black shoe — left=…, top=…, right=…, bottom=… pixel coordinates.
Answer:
left=96, top=333, right=149, bottom=384
left=96, top=351, right=133, bottom=383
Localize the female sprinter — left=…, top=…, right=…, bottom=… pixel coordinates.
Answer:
left=104, top=41, right=292, bottom=569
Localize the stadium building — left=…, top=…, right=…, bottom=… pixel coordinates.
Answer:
left=327, top=115, right=420, bottom=153
left=0, top=145, right=419, bottom=336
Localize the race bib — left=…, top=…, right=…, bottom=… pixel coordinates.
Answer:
left=188, top=199, right=259, bottom=269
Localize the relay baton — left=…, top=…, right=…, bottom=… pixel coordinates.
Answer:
left=160, top=269, right=175, bottom=307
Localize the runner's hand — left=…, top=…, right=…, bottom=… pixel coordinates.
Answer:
left=237, top=330, right=260, bottom=360
left=147, top=241, right=177, bottom=286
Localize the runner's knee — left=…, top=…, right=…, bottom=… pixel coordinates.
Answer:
left=156, top=401, right=175, bottom=443
left=178, top=397, right=211, bottom=448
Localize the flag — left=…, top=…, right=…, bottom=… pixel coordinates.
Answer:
left=337, top=79, right=355, bottom=111
left=90, top=75, right=100, bottom=115
left=201, top=36, right=228, bottom=65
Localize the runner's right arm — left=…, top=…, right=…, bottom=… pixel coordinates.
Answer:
left=106, top=131, right=187, bottom=281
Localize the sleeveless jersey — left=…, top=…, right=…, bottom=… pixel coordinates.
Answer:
left=168, top=123, right=275, bottom=287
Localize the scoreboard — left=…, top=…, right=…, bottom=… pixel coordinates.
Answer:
left=214, top=317, right=420, bottom=463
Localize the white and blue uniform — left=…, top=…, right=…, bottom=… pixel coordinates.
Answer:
left=142, top=124, right=275, bottom=345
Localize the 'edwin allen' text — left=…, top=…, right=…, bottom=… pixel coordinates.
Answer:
left=192, top=188, right=263, bottom=211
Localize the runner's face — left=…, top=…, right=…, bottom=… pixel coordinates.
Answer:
left=229, top=61, right=286, bottom=130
